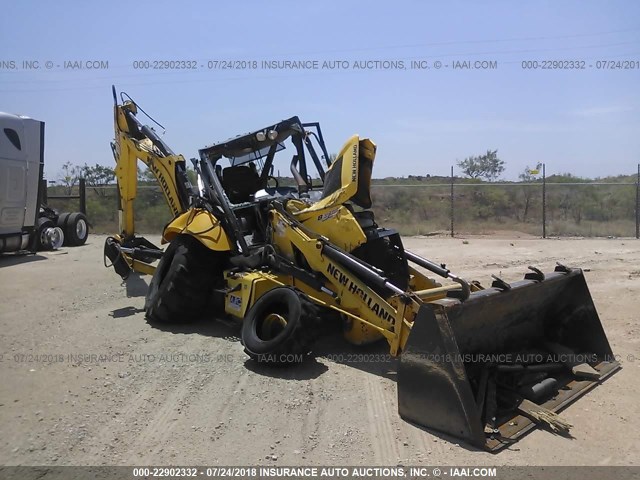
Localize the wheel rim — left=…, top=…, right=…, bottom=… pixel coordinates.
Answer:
left=259, top=313, right=288, bottom=340
left=40, top=226, right=64, bottom=249
left=40, top=228, right=49, bottom=246
left=76, top=218, right=87, bottom=239
left=49, top=227, right=64, bottom=249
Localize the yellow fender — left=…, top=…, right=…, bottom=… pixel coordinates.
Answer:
left=163, top=208, right=231, bottom=252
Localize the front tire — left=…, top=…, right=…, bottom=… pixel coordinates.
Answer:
left=35, top=217, right=64, bottom=250
left=145, top=234, right=225, bottom=323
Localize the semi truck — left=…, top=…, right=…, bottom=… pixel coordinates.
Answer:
left=0, top=112, right=89, bottom=254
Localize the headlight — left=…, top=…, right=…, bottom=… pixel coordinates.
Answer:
left=255, top=131, right=266, bottom=141
left=267, top=130, right=278, bottom=140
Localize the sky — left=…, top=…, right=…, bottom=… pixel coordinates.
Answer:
left=1, top=0, right=639, bottom=181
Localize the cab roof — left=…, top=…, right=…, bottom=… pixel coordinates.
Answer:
left=199, top=116, right=304, bottom=163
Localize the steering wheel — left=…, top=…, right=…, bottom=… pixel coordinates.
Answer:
left=266, top=176, right=279, bottom=189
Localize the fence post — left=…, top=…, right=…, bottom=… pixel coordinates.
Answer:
left=450, top=166, right=454, bottom=237
left=79, top=178, right=86, bottom=215
left=542, top=163, right=546, bottom=239
left=636, top=163, right=640, bottom=238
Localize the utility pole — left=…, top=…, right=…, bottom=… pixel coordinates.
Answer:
left=542, top=163, right=546, bottom=239
left=450, top=166, right=454, bottom=237
left=636, top=163, right=640, bottom=238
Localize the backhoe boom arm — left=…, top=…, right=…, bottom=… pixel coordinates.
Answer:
left=111, top=88, right=195, bottom=239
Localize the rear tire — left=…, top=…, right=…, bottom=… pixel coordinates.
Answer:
left=144, top=234, right=225, bottom=324
left=64, top=212, right=89, bottom=246
left=241, top=288, right=320, bottom=364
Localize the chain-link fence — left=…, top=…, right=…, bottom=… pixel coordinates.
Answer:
left=371, top=180, right=639, bottom=238
left=44, top=164, right=640, bottom=238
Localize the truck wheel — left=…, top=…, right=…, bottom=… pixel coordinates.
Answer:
left=35, top=217, right=62, bottom=250
left=48, top=227, right=65, bottom=250
left=56, top=213, right=71, bottom=245
left=145, top=234, right=225, bottom=324
left=64, top=212, right=89, bottom=246
left=241, top=288, right=319, bottom=364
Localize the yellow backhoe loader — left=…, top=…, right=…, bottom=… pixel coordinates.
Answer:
left=104, top=87, right=620, bottom=451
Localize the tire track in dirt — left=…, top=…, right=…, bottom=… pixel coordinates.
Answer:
left=129, top=380, right=190, bottom=463
left=129, top=334, right=243, bottom=463
left=365, top=375, right=401, bottom=463
left=72, top=333, right=234, bottom=464
left=144, top=340, right=250, bottom=464
left=404, top=415, right=450, bottom=458
left=70, top=373, right=159, bottom=464
left=298, top=379, right=322, bottom=458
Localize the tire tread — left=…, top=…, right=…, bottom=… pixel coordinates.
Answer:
left=145, top=235, right=225, bottom=323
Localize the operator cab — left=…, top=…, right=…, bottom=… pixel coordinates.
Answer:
left=198, top=116, right=331, bottom=248
left=199, top=116, right=330, bottom=206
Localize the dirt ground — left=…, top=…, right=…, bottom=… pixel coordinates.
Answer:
left=0, top=233, right=638, bottom=467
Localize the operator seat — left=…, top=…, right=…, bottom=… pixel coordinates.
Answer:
left=221, top=165, right=261, bottom=204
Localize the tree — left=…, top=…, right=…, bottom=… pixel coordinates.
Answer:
left=81, top=163, right=115, bottom=197
left=58, top=161, right=81, bottom=195
left=186, top=166, right=198, bottom=186
left=457, top=156, right=484, bottom=179
left=457, top=149, right=505, bottom=181
left=518, top=162, right=542, bottom=222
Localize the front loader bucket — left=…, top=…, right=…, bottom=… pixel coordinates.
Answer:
left=398, top=267, right=620, bottom=451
